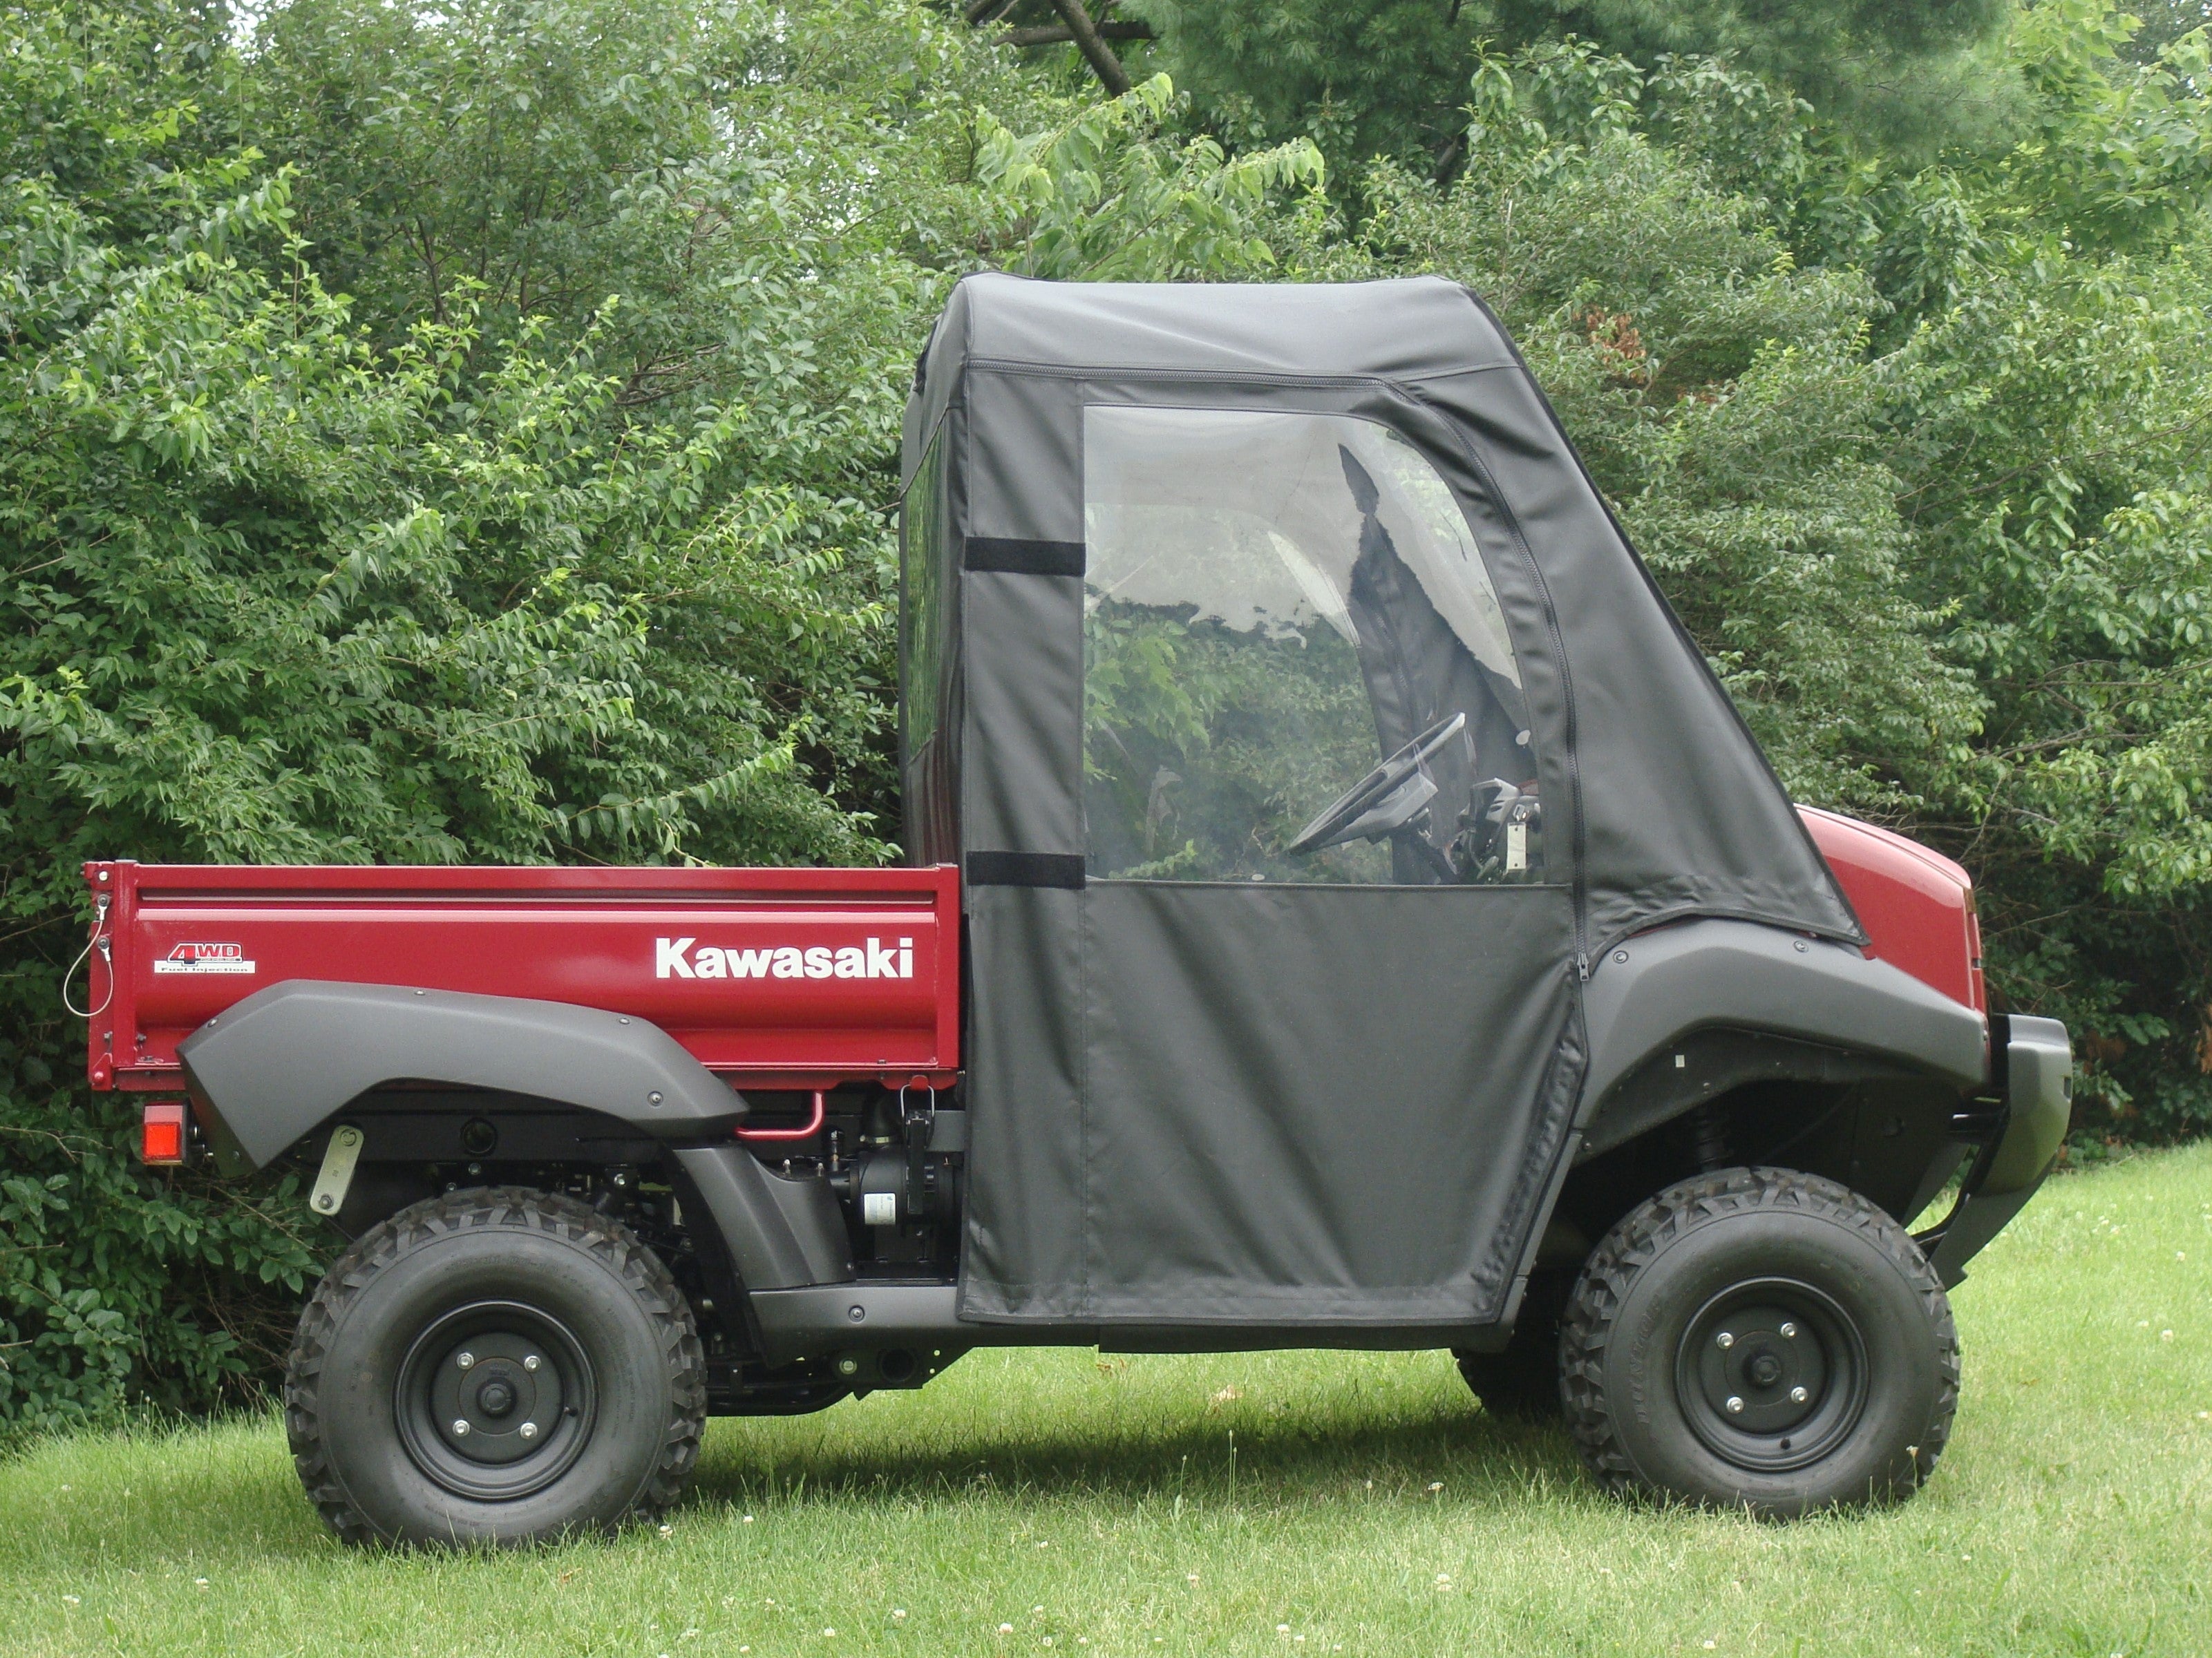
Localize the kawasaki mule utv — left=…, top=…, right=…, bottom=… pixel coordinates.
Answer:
left=77, top=276, right=2070, bottom=1544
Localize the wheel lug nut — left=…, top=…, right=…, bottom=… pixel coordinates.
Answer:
left=523, top=1355, right=540, bottom=1372
left=520, top=1422, right=538, bottom=1440
left=1726, top=1395, right=1744, bottom=1413
left=1715, top=1332, right=1734, bottom=1350
left=455, top=1351, right=475, bottom=1370
left=1790, top=1386, right=1809, bottom=1404
left=451, top=1419, right=471, bottom=1436
left=1779, top=1322, right=1797, bottom=1338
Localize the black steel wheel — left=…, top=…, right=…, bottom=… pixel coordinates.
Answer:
left=1674, top=1277, right=1868, bottom=1473
left=1560, top=1166, right=1958, bottom=1517
left=392, top=1299, right=599, bottom=1502
left=286, top=1188, right=704, bottom=1547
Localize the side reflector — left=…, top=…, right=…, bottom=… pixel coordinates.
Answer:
left=141, top=1101, right=187, bottom=1165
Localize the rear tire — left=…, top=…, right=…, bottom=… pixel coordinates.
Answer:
left=285, top=1187, right=706, bottom=1547
left=1559, top=1167, right=1957, bottom=1517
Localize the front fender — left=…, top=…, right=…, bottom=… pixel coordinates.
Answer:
left=177, top=980, right=746, bottom=1176
left=1578, top=919, right=1989, bottom=1140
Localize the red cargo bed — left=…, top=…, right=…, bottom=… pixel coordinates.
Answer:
left=83, top=861, right=961, bottom=1094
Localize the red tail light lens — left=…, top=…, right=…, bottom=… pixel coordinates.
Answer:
left=141, top=1102, right=187, bottom=1165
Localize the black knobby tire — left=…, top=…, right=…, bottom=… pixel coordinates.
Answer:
left=1455, top=1337, right=1560, bottom=1420
left=1455, top=1266, right=1573, bottom=1420
left=286, top=1187, right=706, bottom=1547
left=1559, top=1166, right=1958, bottom=1518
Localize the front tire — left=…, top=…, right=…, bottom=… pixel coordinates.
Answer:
left=1559, top=1167, right=1958, bottom=1517
left=285, top=1188, right=706, bottom=1547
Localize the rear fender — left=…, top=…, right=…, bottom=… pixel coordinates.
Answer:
left=671, top=1146, right=855, bottom=1293
left=178, top=980, right=748, bottom=1176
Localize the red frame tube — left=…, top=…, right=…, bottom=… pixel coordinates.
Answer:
left=734, top=1089, right=828, bottom=1142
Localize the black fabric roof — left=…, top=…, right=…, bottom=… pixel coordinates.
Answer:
left=903, top=273, right=1861, bottom=957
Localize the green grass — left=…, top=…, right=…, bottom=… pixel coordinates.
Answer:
left=3, top=1147, right=2209, bottom=1657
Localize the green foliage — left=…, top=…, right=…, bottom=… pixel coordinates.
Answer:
left=252, top=0, right=994, bottom=455
left=973, top=74, right=1323, bottom=280
left=1971, top=0, right=2212, bottom=251
left=0, top=33, right=883, bottom=1427
left=1084, top=607, right=1390, bottom=884
left=1127, top=0, right=2014, bottom=186
left=9, top=0, right=2212, bottom=1430
left=0, top=0, right=1320, bottom=1429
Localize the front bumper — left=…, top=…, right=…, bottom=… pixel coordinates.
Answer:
left=1925, top=1014, right=2072, bottom=1287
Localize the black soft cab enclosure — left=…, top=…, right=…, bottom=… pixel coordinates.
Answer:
left=903, top=275, right=1873, bottom=1331
left=878, top=274, right=2066, bottom=1521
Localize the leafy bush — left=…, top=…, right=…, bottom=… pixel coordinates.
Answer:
left=8, top=0, right=2212, bottom=1430
left=0, top=0, right=1318, bottom=1429
left=0, top=90, right=882, bottom=1432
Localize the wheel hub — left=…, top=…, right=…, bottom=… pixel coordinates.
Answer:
left=476, top=1377, right=516, bottom=1418
left=395, top=1301, right=597, bottom=1500
left=1676, top=1278, right=1867, bottom=1473
left=429, top=1334, right=554, bottom=1461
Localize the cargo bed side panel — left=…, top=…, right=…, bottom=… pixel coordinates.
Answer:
left=84, top=862, right=961, bottom=1091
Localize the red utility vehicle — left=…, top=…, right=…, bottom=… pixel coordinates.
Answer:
left=77, top=276, right=2069, bottom=1545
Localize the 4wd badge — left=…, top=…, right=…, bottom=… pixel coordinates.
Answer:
left=152, top=942, right=256, bottom=975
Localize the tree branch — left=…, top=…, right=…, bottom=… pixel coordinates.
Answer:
left=1897, top=404, right=2212, bottom=516
left=965, top=0, right=1017, bottom=22
left=1001, top=20, right=1155, bottom=45
left=1046, top=0, right=1133, bottom=95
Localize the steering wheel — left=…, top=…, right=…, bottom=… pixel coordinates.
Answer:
left=1285, top=711, right=1467, bottom=856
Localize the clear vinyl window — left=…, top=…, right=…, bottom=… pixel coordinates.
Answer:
left=1083, top=407, right=1540, bottom=884
left=900, top=426, right=947, bottom=764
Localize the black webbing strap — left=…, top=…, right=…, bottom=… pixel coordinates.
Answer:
left=965, top=851, right=1086, bottom=889
left=962, top=537, right=1086, bottom=577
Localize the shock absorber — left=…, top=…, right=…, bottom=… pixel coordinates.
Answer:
left=1693, top=1103, right=1732, bottom=1172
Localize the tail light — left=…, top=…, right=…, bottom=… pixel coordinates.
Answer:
left=141, top=1101, right=187, bottom=1165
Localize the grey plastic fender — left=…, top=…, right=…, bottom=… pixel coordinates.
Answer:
left=1579, top=920, right=1989, bottom=1132
left=178, top=980, right=748, bottom=1176
left=672, top=1147, right=854, bottom=1292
